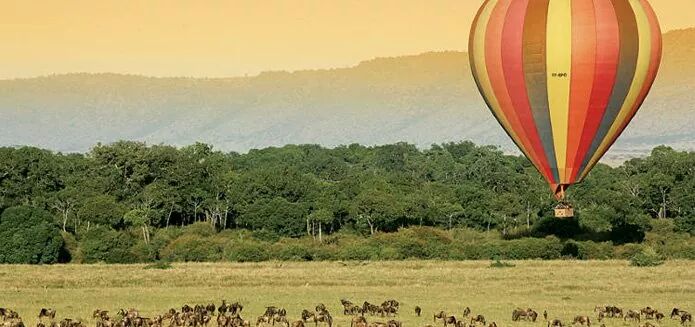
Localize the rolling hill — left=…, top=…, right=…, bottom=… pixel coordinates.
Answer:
left=2, top=28, right=694, bottom=163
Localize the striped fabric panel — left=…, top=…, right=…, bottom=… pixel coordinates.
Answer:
left=469, top=0, right=662, bottom=197
left=577, top=0, right=663, bottom=180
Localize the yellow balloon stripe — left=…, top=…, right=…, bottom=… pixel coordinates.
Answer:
left=580, top=0, right=652, bottom=180
left=471, top=0, right=529, bottom=159
left=546, top=0, right=573, bottom=183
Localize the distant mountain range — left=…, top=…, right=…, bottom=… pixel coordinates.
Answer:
left=2, top=28, right=694, bottom=164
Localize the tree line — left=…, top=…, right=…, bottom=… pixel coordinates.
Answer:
left=0, top=141, right=694, bottom=263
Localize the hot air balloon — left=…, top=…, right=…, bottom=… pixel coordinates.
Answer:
left=469, top=0, right=662, bottom=217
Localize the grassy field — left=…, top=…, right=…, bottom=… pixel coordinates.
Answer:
left=0, top=261, right=693, bottom=327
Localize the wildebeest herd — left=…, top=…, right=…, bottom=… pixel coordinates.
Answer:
left=0, top=301, right=691, bottom=327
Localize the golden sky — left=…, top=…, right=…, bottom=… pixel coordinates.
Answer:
left=1, top=0, right=693, bottom=79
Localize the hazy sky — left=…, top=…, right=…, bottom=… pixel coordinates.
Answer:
left=2, top=0, right=693, bottom=79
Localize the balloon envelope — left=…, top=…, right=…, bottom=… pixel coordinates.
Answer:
left=469, top=0, right=662, bottom=199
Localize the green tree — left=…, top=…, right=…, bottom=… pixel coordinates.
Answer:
left=0, top=206, right=64, bottom=264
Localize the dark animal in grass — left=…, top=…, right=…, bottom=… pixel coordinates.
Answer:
left=301, top=311, right=316, bottom=323
left=682, top=313, right=693, bottom=326
left=38, top=309, right=56, bottom=321
left=256, top=316, right=272, bottom=327
left=597, top=312, right=605, bottom=322
left=548, top=320, right=563, bottom=327
left=443, top=316, right=457, bottom=327
left=625, top=311, right=641, bottom=323
left=351, top=317, right=367, bottom=327
left=488, top=323, right=497, bottom=327
left=314, top=312, right=332, bottom=327
left=655, top=312, right=665, bottom=322
left=434, top=312, right=447, bottom=323
left=673, top=310, right=688, bottom=319
left=315, top=305, right=327, bottom=315
left=387, top=320, right=402, bottom=327
left=455, top=321, right=466, bottom=327
left=463, top=308, right=471, bottom=318
left=470, top=315, right=486, bottom=326
left=572, top=316, right=591, bottom=327
left=415, top=307, right=422, bottom=317
left=273, top=315, right=289, bottom=327
left=641, top=307, right=656, bottom=320
left=544, top=311, right=548, bottom=321
left=608, top=307, right=624, bottom=318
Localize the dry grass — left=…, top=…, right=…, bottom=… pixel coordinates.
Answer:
left=1, top=261, right=693, bottom=327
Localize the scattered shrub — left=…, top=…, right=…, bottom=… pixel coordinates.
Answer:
left=630, top=246, right=665, bottom=267
left=160, top=234, right=224, bottom=262
left=225, top=241, right=270, bottom=262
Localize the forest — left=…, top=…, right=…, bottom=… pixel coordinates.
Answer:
left=0, top=141, right=694, bottom=264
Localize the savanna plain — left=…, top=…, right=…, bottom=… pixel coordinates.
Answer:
left=1, top=261, right=693, bottom=327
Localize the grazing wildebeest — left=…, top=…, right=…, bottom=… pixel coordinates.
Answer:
left=301, top=310, right=316, bottom=323
left=434, top=312, right=447, bottom=323
left=315, top=305, right=327, bottom=315
left=256, top=316, right=272, bottom=327
left=682, top=313, right=693, bottom=326
left=572, top=316, right=591, bottom=327
left=544, top=311, right=548, bottom=321
left=625, top=310, right=641, bottom=323
left=387, top=320, right=401, bottom=327
left=273, top=315, right=289, bottom=327
left=38, top=309, right=56, bottom=321
left=341, top=300, right=356, bottom=316
left=455, top=321, right=466, bottom=327
left=655, top=312, right=665, bottom=322
left=513, top=309, right=538, bottom=322
left=216, top=314, right=229, bottom=327
left=443, top=316, right=457, bottom=327
left=548, top=319, right=563, bottom=327
left=488, top=323, right=497, bottom=327
left=673, top=309, right=689, bottom=320
left=470, top=315, right=485, bottom=326
left=641, top=307, right=656, bottom=320
left=607, top=307, right=623, bottom=318
left=351, top=317, right=367, bottom=327
left=93, top=310, right=109, bottom=320
left=3, top=319, right=24, bottom=327
left=597, top=312, right=605, bottom=322
left=314, top=312, right=332, bottom=327
left=206, top=305, right=216, bottom=316
left=415, top=307, right=422, bottom=317
left=463, top=308, right=471, bottom=318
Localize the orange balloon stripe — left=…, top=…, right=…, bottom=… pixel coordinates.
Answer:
left=577, top=0, right=662, bottom=180
left=469, top=0, right=536, bottom=164
left=577, top=0, right=661, bottom=180
left=501, top=0, right=556, bottom=183
left=565, top=0, right=598, bottom=184
left=568, top=0, right=620, bottom=182
left=484, top=0, right=553, bottom=181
